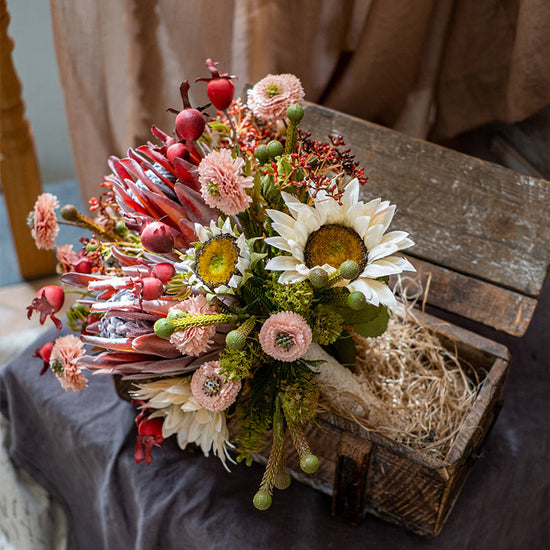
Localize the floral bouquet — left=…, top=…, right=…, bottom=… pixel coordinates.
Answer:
left=26, top=60, right=415, bottom=510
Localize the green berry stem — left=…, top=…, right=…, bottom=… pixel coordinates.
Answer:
left=284, top=104, right=304, bottom=154
left=282, top=403, right=312, bottom=461
left=60, top=205, right=124, bottom=243
left=226, top=316, right=257, bottom=350
left=284, top=121, right=298, bottom=155
left=154, top=313, right=242, bottom=338
left=257, top=395, right=286, bottom=501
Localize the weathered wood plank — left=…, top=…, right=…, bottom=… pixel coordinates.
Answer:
left=403, top=256, right=538, bottom=336
left=303, top=103, right=550, bottom=298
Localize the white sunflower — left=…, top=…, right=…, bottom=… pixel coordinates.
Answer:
left=264, top=179, right=414, bottom=306
left=132, top=377, right=234, bottom=469
left=177, top=217, right=250, bottom=294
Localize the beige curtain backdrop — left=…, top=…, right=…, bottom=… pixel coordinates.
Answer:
left=49, top=0, right=550, bottom=202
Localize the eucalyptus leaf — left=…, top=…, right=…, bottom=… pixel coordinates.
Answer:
left=353, top=306, right=389, bottom=338
left=333, top=303, right=384, bottom=325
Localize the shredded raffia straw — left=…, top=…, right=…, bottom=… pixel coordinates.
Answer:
left=316, top=275, right=484, bottom=459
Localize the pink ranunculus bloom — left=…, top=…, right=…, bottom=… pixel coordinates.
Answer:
left=247, top=74, right=304, bottom=123
left=259, top=311, right=312, bottom=362
left=31, top=193, right=60, bottom=250
left=169, top=294, right=217, bottom=356
left=190, top=361, right=242, bottom=412
left=49, top=334, right=87, bottom=391
left=198, top=148, right=253, bottom=215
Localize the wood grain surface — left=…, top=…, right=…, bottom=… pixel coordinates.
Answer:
left=303, top=104, right=550, bottom=301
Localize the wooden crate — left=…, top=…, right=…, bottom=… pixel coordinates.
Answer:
left=253, top=104, right=550, bottom=535
left=256, top=311, right=509, bottom=536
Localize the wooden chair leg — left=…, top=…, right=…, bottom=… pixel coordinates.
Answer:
left=0, top=0, right=55, bottom=280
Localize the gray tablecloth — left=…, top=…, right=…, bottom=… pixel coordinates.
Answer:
left=1, top=277, right=549, bottom=550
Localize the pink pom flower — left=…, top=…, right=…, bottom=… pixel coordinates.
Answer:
left=49, top=334, right=87, bottom=392
left=190, top=361, right=242, bottom=411
left=259, top=311, right=312, bottom=362
left=198, top=149, right=253, bottom=215
left=169, top=294, right=217, bottom=356
left=247, top=74, right=304, bottom=123
left=30, top=193, right=59, bottom=249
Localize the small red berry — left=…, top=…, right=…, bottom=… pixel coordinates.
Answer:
left=27, top=285, right=65, bottom=330
left=197, top=58, right=236, bottom=110
left=175, top=109, right=205, bottom=141
left=152, top=263, right=175, bottom=284
left=141, top=221, right=174, bottom=254
left=33, top=340, right=55, bottom=375
left=140, top=277, right=164, bottom=301
left=207, top=78, right=235, bottom=110
left=73, top=257, right=93, bottom=274
left=166, top=142, right=189, bottom=165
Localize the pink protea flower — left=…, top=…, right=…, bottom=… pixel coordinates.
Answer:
left=49, top=334, right=87, bottom=392
left=169, top=294, right=217, bottom=356
left=190, top=361, right=241, bottom=411
left=259, top=311, right=312, bottom=362
left=30, top=193, right=60, bottom=249
left=247, top=74, right=304, bottom=123
left=198, top=149, right=253, bottom=215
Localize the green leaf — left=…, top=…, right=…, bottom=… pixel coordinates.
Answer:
left=207, top=121, right=231, bottom=133
left=353, top=306, right=389, bottom=338
left=322, top=330, right=356, bottom=367
left=332, top=303, right=383, bottom=325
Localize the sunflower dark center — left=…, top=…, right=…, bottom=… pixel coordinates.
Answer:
left=304, top=224, right=368, bottom=273
left=195, top=235, right=240, bottom=289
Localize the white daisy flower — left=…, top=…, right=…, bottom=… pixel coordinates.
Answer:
left=177, top=218, right=250, bottom=294
left=264, top=179, right=415, bottom=306
left=132, top=377, right=234, bottom=469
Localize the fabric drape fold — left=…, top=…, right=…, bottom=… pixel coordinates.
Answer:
left=49, top=0, right=550, bottom=201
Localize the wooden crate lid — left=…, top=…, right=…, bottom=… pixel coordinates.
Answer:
left=303, top=104, right=550, bottom=336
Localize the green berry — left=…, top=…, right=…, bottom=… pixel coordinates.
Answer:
left=253, top=490, right=272, bottom=510
left=274, top=471, right=291, bottom=490
left=254, top=144, right=269, bottom=165
left=300, top=454, right=320, bottom=474
left=154, top=318, right=175, bottom=339
left=226, top=330, right=246, bottom=351
left=60, top=204, right=79, bottom=221
left=266, top=140, right=284, bottom=159
left=286, top=103, right=304, bottom=123
left=347, top=291, right=366, bottom=310
left=308, top=267, right=329, bottom=288
left=339, top=260, right=360, bottom=280
left=85, top=243, right=98, bottom=253
left=115, top=220, right=128, bottom=236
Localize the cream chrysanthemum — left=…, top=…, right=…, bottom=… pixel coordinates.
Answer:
left=132, top=377, right=234, bottom=468
left=264, top=179, right=415, bottom=306
left=178, top=218, right=250, bottom=294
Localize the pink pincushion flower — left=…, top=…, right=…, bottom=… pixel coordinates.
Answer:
left=169, top=294, right=217, bottom=356
left=259, top=311, right=312, bottom=362
left=30, top=193, right=59, bottom=249
left=247, top=74, right=304, bottom=123
left=198, top=149, right=253, bottom=215
left=190, top=361, right=241, bottom=411
left=49, top=334, right=87, bottom=392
